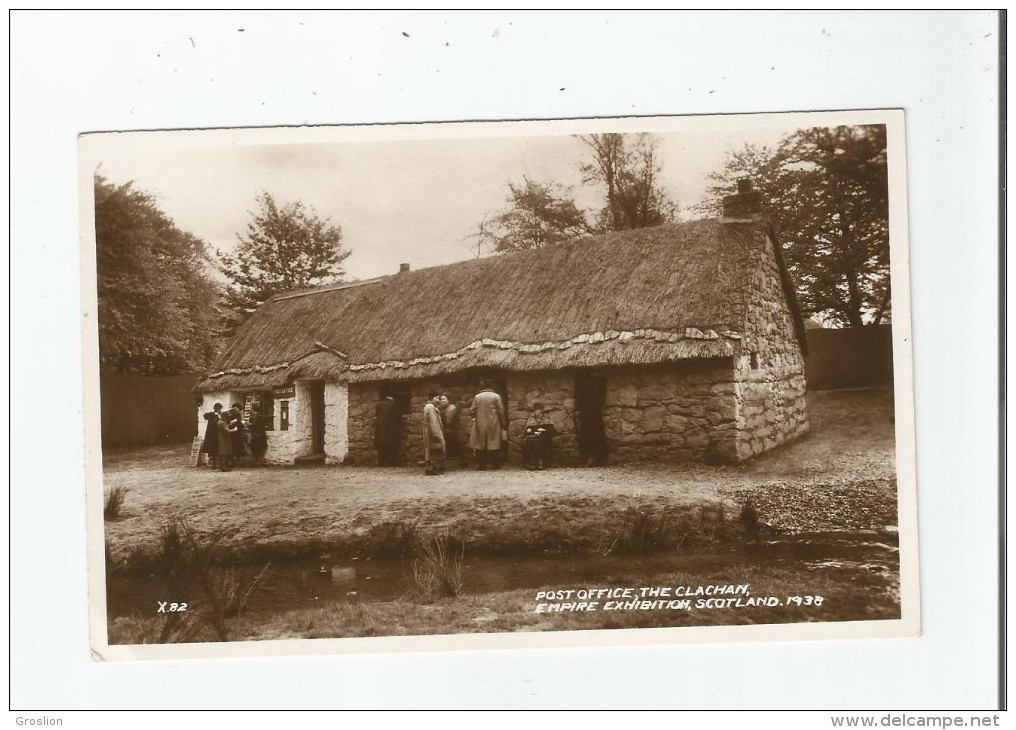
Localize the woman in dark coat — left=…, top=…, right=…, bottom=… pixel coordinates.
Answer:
left=216, top=416, right=237, bottom=472
left=200, top=403, right=223, bottom=467
left=249, top=411, right=268, bottom=465
left=229, top=404, right=247, bottom=462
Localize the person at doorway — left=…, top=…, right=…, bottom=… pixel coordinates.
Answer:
left=216, top=414, right=237, bottom=472
left=422, top=391, right=446, bottom=475
left=438, top=394, right=464, bottom=469
left=469, top=380, right=506, bottom=471
left=200, top=402, right=222, bottom=467
left=374, top=396, right=400, bottom=466
left=248, top=409, right=268, bottom=466
left=522, top=403, right=554, bottom=470
left=229, top=403, right=247, bottom=465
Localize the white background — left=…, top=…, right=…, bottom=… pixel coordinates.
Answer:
left=9, top=10, right=1003, bottom=711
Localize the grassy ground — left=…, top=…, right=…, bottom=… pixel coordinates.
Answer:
left=101, top=388, right=900, bottom=643
left=108, top=558, right=899, bottom=644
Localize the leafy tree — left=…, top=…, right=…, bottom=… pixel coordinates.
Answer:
left=473, top=134, right=679, bottom=255
left=578, top=133, right=679, bottom=232
left=474, top=177, right=592, bottom=254
left=698, top=125, right=890, bottom=327
left=94, top=175, right=221, bottom=375
left=220, top=192, right=350, bottom=333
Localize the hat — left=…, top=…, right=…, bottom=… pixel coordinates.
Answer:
left=213, top=403, right=223, bottom=411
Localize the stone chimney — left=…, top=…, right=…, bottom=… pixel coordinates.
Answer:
left=399, top=263, right=410, bottom=274
left=721, top=178, right=762, bottom=220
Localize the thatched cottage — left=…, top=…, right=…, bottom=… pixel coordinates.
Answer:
left=196, top=183, right=809, bottom=466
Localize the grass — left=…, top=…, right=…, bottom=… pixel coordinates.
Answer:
left=107, top=558, right=900, bottom=644
left=103, top=485, right=127, bottom=521
left=406, top=533, right=465, bottom=599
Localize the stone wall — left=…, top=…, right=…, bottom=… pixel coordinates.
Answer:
left=602, top=361, right=739, bottom=463
left=347, top=382, right=379, bottom=464
left=347, top=364, right=745, bottom=465
left=323, top=382, right=349, bottom=464
left=732, top=228, right=809, bottom=459
left=291, top=381, right=317, bottom=459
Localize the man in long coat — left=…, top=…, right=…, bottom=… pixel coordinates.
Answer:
left=469, top=380, right=506, bottom=470
left=200, top=402, right=223, bottom=467
left=422, top=391, right=446, bottom=475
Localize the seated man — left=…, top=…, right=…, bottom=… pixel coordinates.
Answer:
left=521, top=409, right=556, bottom=470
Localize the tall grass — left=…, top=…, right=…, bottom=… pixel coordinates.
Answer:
left=405, top=533, right=465, bottom=599
left=156, top=519, right=187, bottom=574
left=103, top=486, right=127, bottom=521
left=175, top=518, right=272, bottom=641
left=602, top=505, right=686, bottom=555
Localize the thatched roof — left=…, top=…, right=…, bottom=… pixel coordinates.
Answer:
left=199, top=219, right=775, bottom=390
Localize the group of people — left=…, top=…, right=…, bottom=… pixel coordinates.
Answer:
left=200, top=402, right=268, bottom=472
left=421, top=381, right=507, bottom=476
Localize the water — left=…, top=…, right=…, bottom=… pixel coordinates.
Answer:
left=106, top=532, right=899, bottom=618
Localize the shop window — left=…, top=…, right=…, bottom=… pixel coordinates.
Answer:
left=239, top=391, right=275, bottom=430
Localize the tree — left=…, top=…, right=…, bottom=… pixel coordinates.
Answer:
left=474, top=177, right=592, bottom=255
left=578, top=133, right=679, bottom=232
left=94, top=175, right=222, bottom=375
left=220, top=192, right=350, bottom=333
left=698, top=125, right=890, bottom=327
left=472, top=134, right=679, bottom=255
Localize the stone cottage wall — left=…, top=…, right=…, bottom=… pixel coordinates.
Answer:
left=732, top=228, right=809, bottom=459
left=602, top=360, right=740, bottom=463
left=289, top=381, right=317, bottom=460
left=347, top=383, right=379, bottom=464
left=323, top=382, right=349, bottom=464
left=347, top=365, right=744, bottom=466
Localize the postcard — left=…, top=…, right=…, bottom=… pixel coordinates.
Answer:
left=80, top=109, right=918, bottom=660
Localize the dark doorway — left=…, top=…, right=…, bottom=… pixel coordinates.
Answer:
left=574, top=371, right=608, bottom=465
left=309, top=381, right=325, bottom=455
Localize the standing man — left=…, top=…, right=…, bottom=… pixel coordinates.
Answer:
left=439, top=394, right=464, bottom=469
left=422, top=391, right=446, bottom=475
left=469, top=379, right=506, bottom=471
left=374, top=396, right=400, bottom=466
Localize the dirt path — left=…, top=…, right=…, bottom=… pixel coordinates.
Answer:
left=102, top=389, right=898, bottom=561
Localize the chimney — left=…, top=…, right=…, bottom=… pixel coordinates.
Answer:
left=399, top=263, right=410, bottom=274
left=721, top=178, right=762, bottom=220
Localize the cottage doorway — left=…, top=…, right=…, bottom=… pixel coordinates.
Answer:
left=309, top=381, right=326, bottom=455
left=574, top=372, right=608, bottom=465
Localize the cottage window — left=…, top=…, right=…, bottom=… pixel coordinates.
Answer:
left=236, top=391, right=275, bottom=429
left=749, top=352, right=760, bottom=370
left=259, top=392, right=275, bottom=430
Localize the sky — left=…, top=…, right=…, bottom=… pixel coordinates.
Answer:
left=87, top=121, right=799, bottom=281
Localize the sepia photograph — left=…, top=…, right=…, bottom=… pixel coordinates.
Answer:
left=81, top=110, right=917, bottom=659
